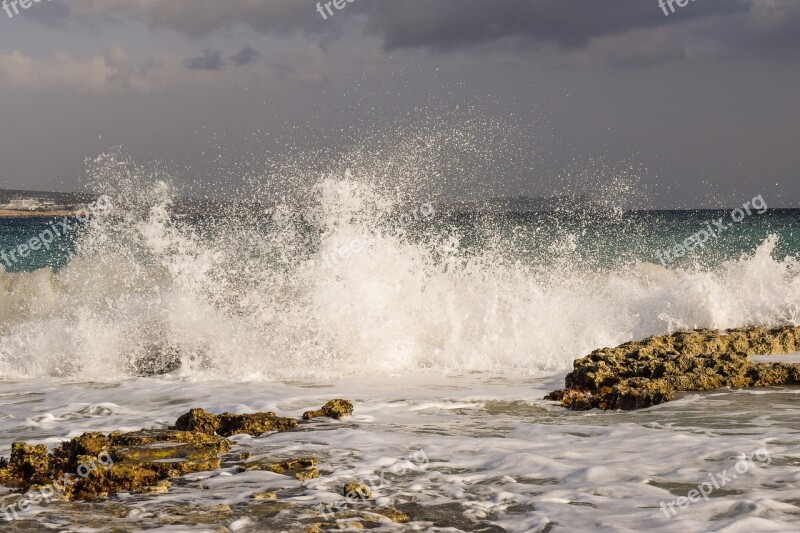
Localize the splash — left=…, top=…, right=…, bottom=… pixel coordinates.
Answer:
left=0, top=145, right=798, bottom=381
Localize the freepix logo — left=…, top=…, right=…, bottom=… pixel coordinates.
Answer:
left=0, top=196, right=112, bottom=271
left=316, top=0, right=357, bottom=21
left=658, top=0, right=698, bottom=17
left=2, top=0, right=53, bottom=19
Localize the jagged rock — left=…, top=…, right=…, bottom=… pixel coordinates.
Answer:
left=218, top=412, right=298, bottom=436
left=0, top=430, right=230, bottom=500
left=173, top=408, right=298, bottom=437
left=3, top=443, right=51, bottom=487
left=547, top=327, right=800, bottom=411
left=296, top=468, right=321, bottom=481
left=1, top=402, right=361, bottom=509
left=173, top=408, right=220, bottom=435
left=343, top=481, right=373, bottom=500
left=302, top=399, right=354, bottom=420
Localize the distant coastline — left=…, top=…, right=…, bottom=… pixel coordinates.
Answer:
left=0, top=188, right=97, bottom=219
left=0, top=209, right=81, bottom=219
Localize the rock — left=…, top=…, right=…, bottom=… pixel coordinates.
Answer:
left=296, top=468, right=321, bottom=481
left=174, top=408, right=220, bottom=435
left=1, top=401, right=362, bottom=514
left=217, top=412, right=298, bottom=437
left=0, top=430, right=231, bottom=500
left=237, top=457, right=319, bottom=481
left=173, top=408, right=298, bottom=437
left=158, top=504, right=233, bottom=525
left=307, top=508, right=410, bottom=531
left=0, top=443, right=53, bottom=489
left=142, top=479, right=172, bottom=494
left=251, top=491, right=278, bottom=500
left=372, top=508, right=410, bottom=523
left=547, top=327, right=800, bottom=411
left=302, top=399, right=354, bottom=420
left=343, top=481, right=373, bottom=500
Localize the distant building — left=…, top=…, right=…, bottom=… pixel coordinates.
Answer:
left=4, top=197, right=57, bottom=211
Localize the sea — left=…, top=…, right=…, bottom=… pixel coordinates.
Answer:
left=0, top=159, right=799, bottom=532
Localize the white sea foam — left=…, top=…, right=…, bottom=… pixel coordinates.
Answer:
left=1, top=375, right=798, bottom=531
left=0, top=153, right=798, bottom=381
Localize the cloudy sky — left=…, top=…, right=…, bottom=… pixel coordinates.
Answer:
left=0, top=0, right=798, bottom=207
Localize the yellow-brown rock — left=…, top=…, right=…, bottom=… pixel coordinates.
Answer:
left=174, top=408, right=298, bottom=437
left=547, top=326, right=800, bottom=410
left=302, top=399, right=354, bottom=420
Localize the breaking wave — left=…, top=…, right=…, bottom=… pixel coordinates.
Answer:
left=0, top=142, right=798, bottom=381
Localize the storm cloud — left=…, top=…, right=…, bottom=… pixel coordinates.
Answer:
left=0, top=0, right=798, bottom=206
left=37, top=0, right=800, bottom=62
left=184, top=49, right=223, bottom=71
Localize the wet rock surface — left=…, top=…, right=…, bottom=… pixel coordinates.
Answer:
left=0, top=398, right=418, bottom=530
left=343, top=480, right=373, bottom=500
left=173, top=408, right=299, bottom=436
left=237, top=457, right=320, bottom=481
left=302, top=399, right=354, bottom=421
left=0, top=430, right=231, bottom=500
left=0, top=399, right=348, bottom=500
left=546, top=326, right=800, bottom=410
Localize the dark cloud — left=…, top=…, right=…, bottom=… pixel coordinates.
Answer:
left=184, top=49, right=223, bottom=71
left=361, top=0, right=750, bottom=50
left=48, top=0, right=800, bottom=67
left=2, top=1, right=799, bottom=206
left=230, top=45, right=261, bottom=67
left=184, top=46, right=263, bottom=71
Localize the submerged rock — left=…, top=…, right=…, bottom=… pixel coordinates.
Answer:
left=305, top=507, right=410, bottom=532
left=546, top=327, right=800, bottom=411
left=251, top=491, right=278, bottom=500
left=237, top=457, right=319, bottom=480
left=302, top=399, right=354, bottom=420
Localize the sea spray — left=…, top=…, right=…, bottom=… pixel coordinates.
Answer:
left=0, top=147, right=797, bottom=380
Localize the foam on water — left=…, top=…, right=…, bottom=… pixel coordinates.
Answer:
left=1, top=375, right=799, bottom=531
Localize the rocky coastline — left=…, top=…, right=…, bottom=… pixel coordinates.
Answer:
left=5, top=327, right=800, bottom=529
left=0, top=399, right=413, bottom=531
left=546, top=326, right=800, bottom=410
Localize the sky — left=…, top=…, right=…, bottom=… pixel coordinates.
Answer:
left=0, top=0, right=798, bottom=208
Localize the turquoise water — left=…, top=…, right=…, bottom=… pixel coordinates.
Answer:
left=0, top=217, right=79, bottom=272
left=3, top=210, right=797, bottom=274
left=443, top=209, right=800, bottom=269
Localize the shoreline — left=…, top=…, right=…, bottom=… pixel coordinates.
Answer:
left=0, top=350, right=796, bottom=530
left=0, top=209, right=80, bottom=219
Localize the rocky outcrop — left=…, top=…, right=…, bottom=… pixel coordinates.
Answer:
left=546, top=327, right=800, bottom=410
left=173, top=408, right=298, bottom=436
left=343, top=480, right=373, bottom=500
left=1, top=399, right=354, bottom=500
left=0, top=398, right=424, bottom=529
left=0, top=430, right=230, bottom=500
left=302, top=399, right=354, bottom=420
